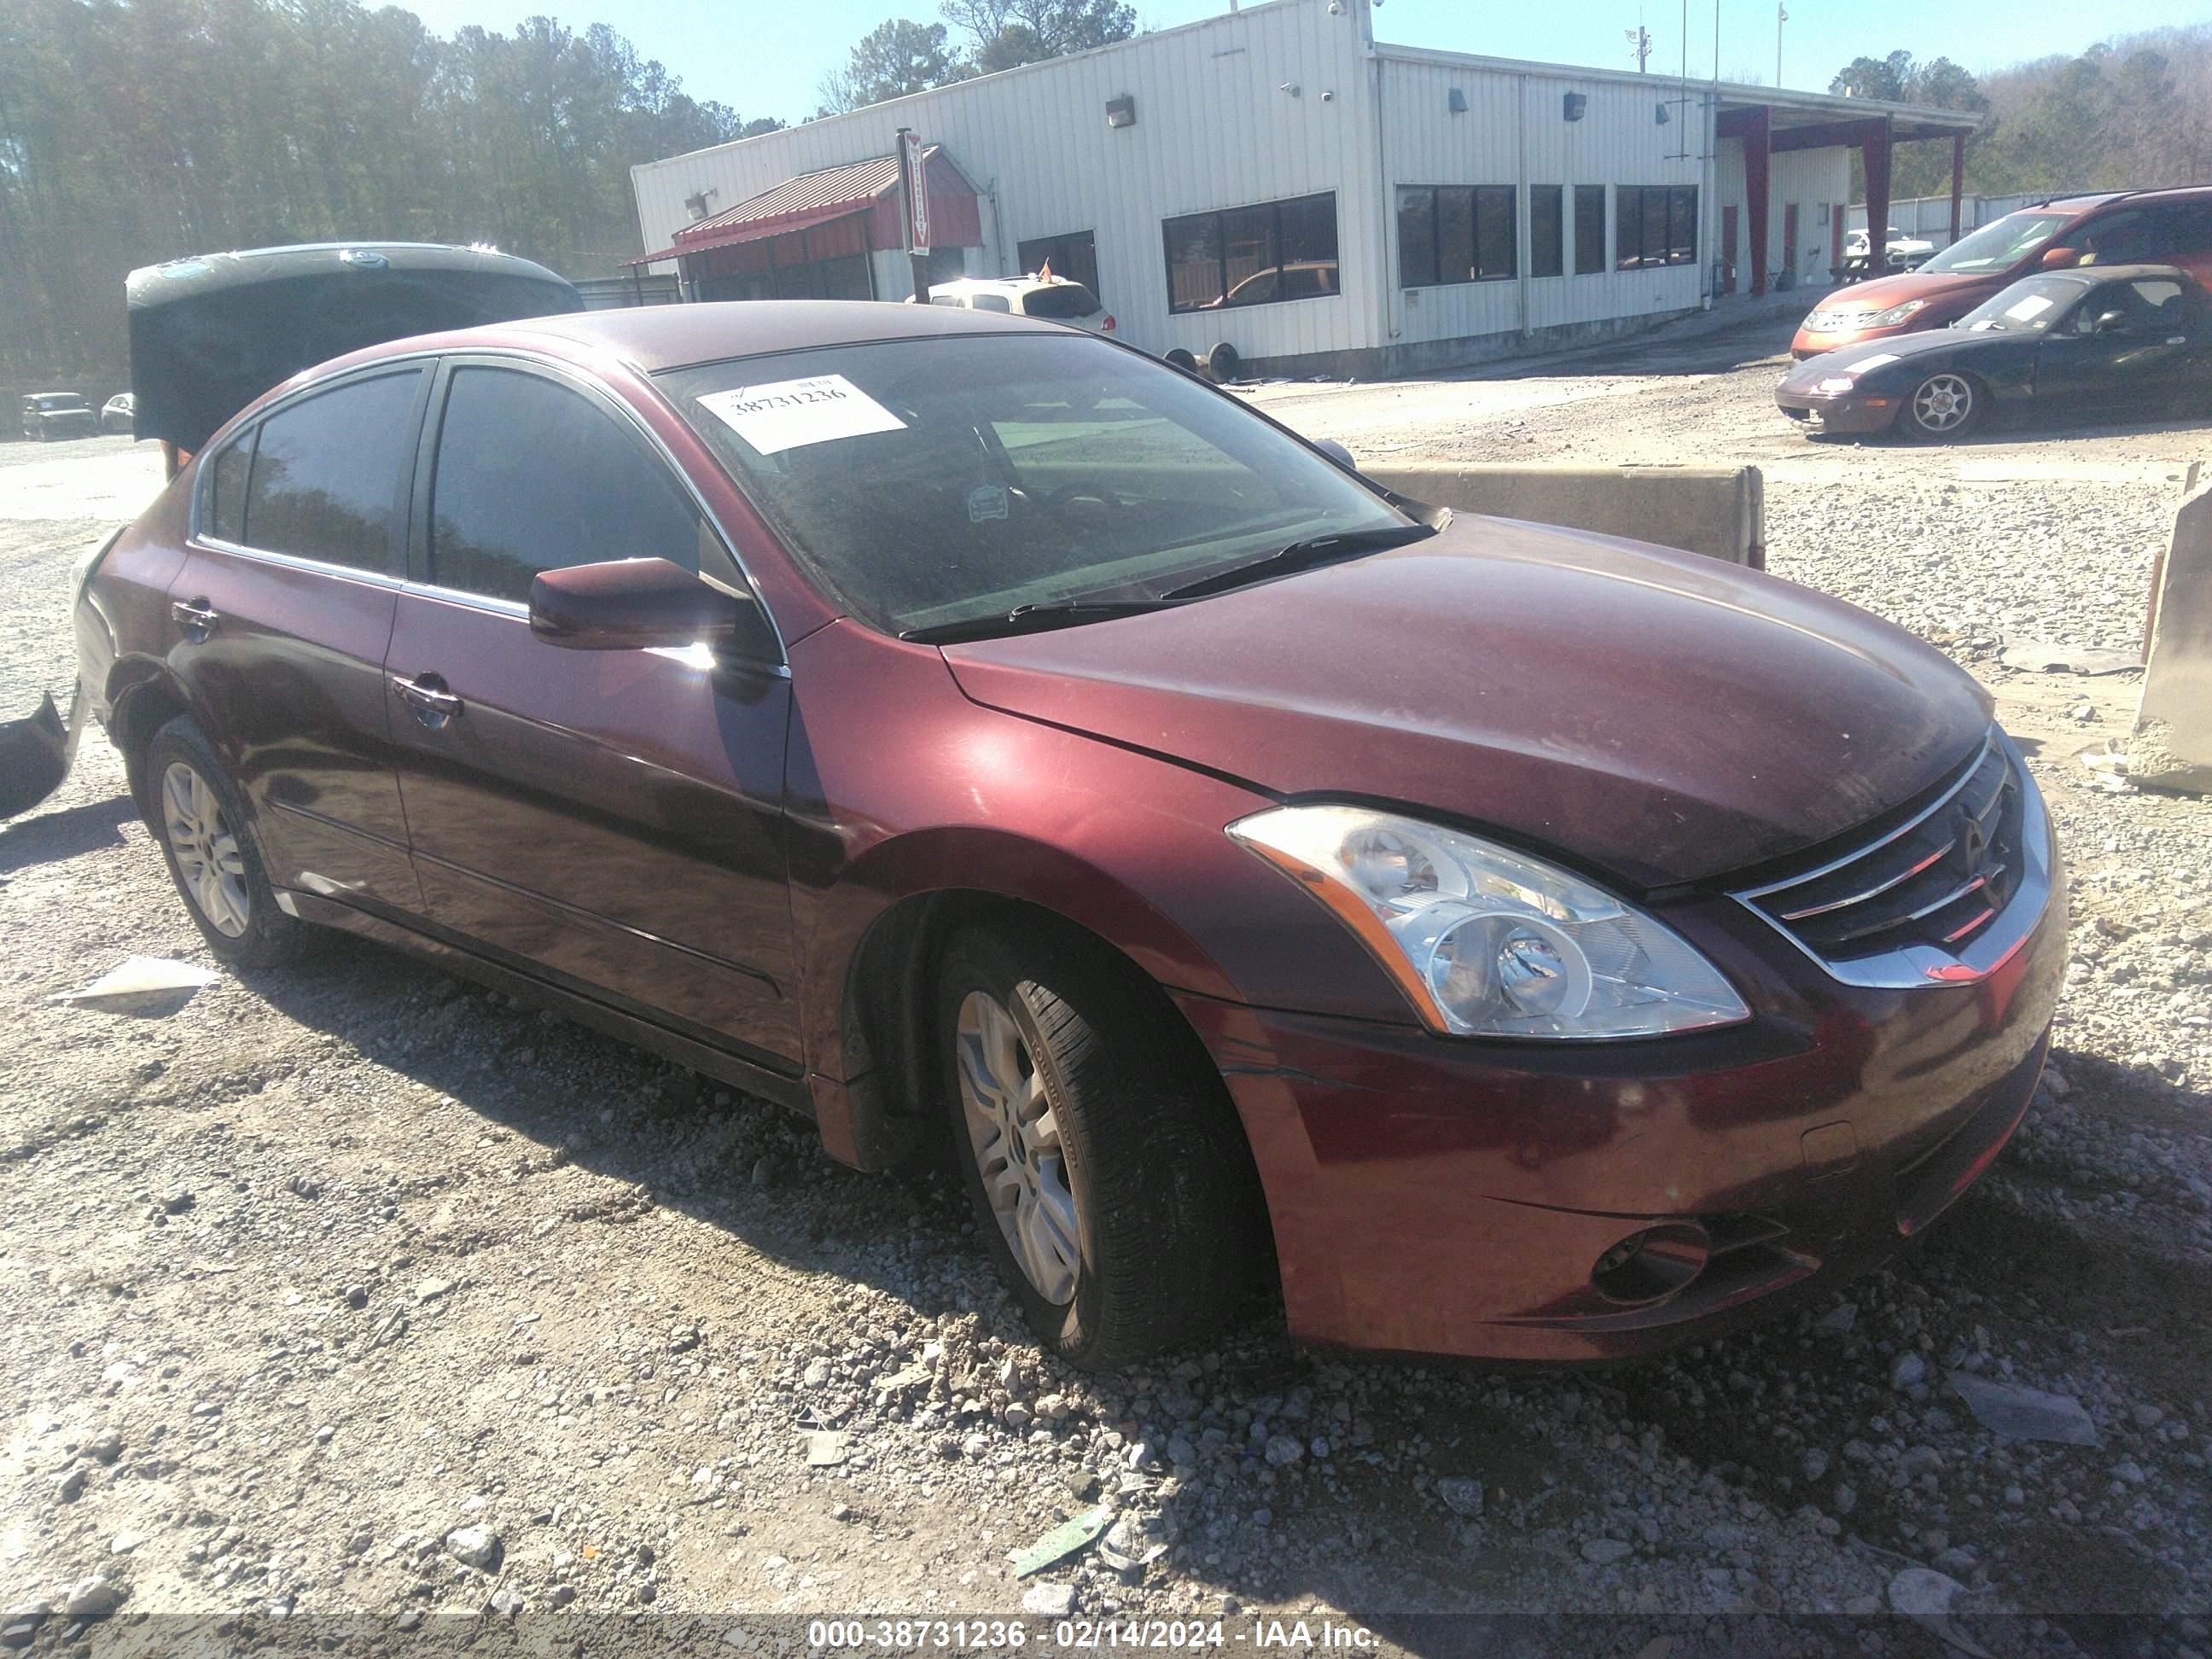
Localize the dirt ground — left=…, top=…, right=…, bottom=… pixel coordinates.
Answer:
left=2, top=316, right=2209, bottom=1656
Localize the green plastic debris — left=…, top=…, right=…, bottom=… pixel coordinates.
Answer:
left=1009, top=1504, right=1113, bottom=1579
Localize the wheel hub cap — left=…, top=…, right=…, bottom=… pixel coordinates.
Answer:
left=956, top=991, right=1079, bottom=1305
left=1916, top=376, right=1970, bottom=429
left=161, top=761, right=250, bottom=938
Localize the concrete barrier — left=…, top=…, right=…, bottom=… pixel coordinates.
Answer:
left=2128, top=476, right=2212, bottom=794
left=1359, top=463, right=1765, bottom=569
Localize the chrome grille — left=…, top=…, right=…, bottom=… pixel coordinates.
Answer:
left=1736, top=733, right=2024, bottom=966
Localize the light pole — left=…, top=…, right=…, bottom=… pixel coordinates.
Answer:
left=1776, top=3, right=1788, bottom=87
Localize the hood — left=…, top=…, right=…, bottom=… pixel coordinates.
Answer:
left=942, top=517, right=1992, bottom=889
left=1812, top=269, right=1998, bottom=318
left=1781, top=324, right=2013, bottom=387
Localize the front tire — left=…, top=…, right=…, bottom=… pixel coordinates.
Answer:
left=1901, top=370, right=1984, bottom=441
left=936, top=926, right=1265, bottom=1369
left=145, top=715, right=306, bottom=968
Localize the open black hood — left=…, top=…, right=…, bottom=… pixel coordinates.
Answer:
left=127, top=243, right=581, bottom=454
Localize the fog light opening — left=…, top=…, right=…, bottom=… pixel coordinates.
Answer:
left=1590, top=1222, right=1710, bottom=1306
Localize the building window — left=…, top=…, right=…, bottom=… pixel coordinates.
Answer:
left=1164, top=193, right=1338, bottom=312
left=1615, top=184, right=1698, bottom=269
left=1530, top=186, right=1563, bottom=278
left=1018, top=230, right=1100, bottom=300
left=1394, top=185, right=1516, bottom=288
left=1574, top=185, right=1607, bottom=275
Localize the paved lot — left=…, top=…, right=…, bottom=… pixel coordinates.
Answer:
left=1, top=323, right=2209, bottom=1653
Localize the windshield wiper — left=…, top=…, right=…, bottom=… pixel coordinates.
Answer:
left=1161, top=524, right=1436, bottom=601
left=899, top=599, right=1171, bottom=645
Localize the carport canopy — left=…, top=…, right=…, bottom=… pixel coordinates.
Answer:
left=1715, top=91, right=1981, bottom=296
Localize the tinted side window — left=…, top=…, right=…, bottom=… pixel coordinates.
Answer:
left=242, top=370, right=423, bottom=571
left=428, top=367, right=707, bottom=606
left=208, top=431, right=254, bottom=543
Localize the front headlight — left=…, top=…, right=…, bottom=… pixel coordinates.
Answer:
left=1230, top=806, right=1749, bottom=1039
left=1868, top=300, right=1927, bottom=327
left=1813, top=375, right=1858, bottom=394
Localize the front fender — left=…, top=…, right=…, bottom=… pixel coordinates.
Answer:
left=783, top=621, right=1423, bottom=1097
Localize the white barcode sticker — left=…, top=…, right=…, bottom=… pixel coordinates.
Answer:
left=697, top=375, right=906, bottom=455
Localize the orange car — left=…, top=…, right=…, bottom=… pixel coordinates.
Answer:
left=1791, top=187, right=2212, bottom=359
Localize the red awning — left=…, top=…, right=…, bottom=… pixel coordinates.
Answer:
left=624, top=203, right=870, bottom=266
left=626, top=146, right=979, bottom=267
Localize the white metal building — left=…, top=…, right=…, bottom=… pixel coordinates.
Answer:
left=630, top=0, right=1975, bottom=377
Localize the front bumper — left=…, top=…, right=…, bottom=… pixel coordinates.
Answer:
left=1178, top=818, right=2067, bottom=1365
left=1776, top=390, right=1899, bottom=435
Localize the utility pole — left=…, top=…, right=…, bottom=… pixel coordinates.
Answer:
left=1626, top=25, right=1652, bottom=73
left=1776, top=3, right=1788, bottom=87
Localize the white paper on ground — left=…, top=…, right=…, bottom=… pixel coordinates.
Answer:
left=54, top=956, right=220, bottom=1006
left=696, top=375, right=905, bottom=456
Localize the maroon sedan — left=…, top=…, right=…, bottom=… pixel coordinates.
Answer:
left=68, top=302, right=2063, bottom=1367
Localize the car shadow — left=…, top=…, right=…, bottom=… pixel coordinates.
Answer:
left=0, top=792, right=136, bottom=875
left=226, top=934, right=2192, bottom=1624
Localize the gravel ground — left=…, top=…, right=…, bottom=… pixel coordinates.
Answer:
left=2, top=333, right=2209, bottom=1657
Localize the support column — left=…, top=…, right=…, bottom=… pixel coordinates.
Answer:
left=1743, top=105, right=1772, bottom=296
left=1863, top=116, right=1895, bottom=277
left=1948, top=131, right=1966, bottom=244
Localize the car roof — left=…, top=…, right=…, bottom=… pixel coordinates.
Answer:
left=938, top=276, right=1083, bottom=292
left=361, top=299, right=1079, bottom=375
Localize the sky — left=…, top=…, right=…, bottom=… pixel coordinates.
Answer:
left=393, top=0, right=2208, bottom=125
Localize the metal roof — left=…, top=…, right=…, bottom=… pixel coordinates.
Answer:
left=625, top=146, right=973, bottom=265
left=686, top=151, right=911, bottom=236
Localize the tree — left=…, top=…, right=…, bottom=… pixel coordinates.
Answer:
left=1829, top=49, right=1912, bottom=101
left=818, top=18, right=965, bottom=114
left=0, top=0, right=787, bottom=381
left=939, top=0, right=1133, bottom=73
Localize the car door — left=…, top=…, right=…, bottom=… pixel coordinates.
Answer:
left=2034, top=277, right=2200, bottom=409
left=166, top=364, right=430, bottom=911
left=383, top=356, right=800, bottom=1066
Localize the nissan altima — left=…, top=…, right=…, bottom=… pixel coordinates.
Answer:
left=68, top=301, right=2064, bottom=1367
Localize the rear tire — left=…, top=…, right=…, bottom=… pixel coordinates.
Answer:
left=935, top=925, right=1265, bottom=1369
left=145, top=714, right=306, bottom=969
left=1900, top=370, right=1985, bottom=442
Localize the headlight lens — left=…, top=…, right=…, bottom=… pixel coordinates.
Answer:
left=1813, top=375, right=1858, bottom=394
left=1869, top=299, right=1927, bottom=327
left=1228, top=805, right=1750, bottom=1039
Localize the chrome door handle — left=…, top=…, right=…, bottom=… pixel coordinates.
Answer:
left=171, top=598, right=218, bottom=641
left=390, top=672, right=463, bottom=730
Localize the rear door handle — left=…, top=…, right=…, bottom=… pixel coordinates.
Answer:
left=390, top=672, right=464, bottom=731
left=171, top=598, right=218, bottom=641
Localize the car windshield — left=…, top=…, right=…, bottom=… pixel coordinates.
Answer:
left=657, top=332, right=1412, bottom=637
left=1021, top=284, right=1102, bottom=320
left=1959, top=275, right=2093, bottom=333
left=38, top=395, right=88, bottom=410
left=1920, top=212, right=2072, bottom=275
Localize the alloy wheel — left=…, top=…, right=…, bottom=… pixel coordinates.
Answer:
left=1912, top=373, right=1974, bottom=434
left=161, top=760, right=251, bottom=937
left=955, top=989, right=1080, bottom=1305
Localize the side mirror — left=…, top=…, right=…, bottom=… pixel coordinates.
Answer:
left=1313, top=438, right=1359, bottom=473
left=530, top=557, right=768, bottom=654
left=2039, top=246, right=2081, bottom=271
left=2092, top=309, right=2130, bottom=336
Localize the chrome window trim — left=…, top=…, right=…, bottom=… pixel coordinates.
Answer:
left=391, top=577, right=792, bottom=678
left=184, top=534, right=407, bottom=591
left=1730, top=730, right=2053, bottom=992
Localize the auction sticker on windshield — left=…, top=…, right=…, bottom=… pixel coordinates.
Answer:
left=697, top=374, right=905, bottom=455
